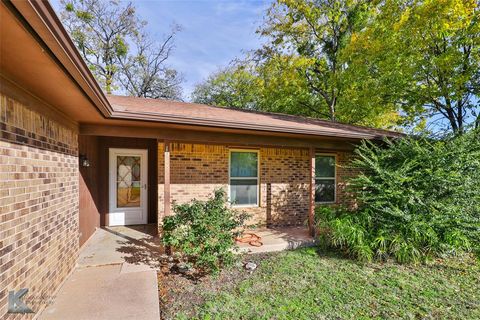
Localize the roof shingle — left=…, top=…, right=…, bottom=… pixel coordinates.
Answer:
left=107, top=95, right=403, bottom=140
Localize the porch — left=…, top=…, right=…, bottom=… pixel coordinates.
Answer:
left=237, top=227, right=316, bottom=254
left=78, top=135, right=319, bottom=242
left=78, top=224, right=162, bottom=270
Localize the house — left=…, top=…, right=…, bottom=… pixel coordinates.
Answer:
left=0, top=1, right=401, bottom=318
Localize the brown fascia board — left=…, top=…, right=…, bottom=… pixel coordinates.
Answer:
left=8, top=0, right=403, bottom=141
left=9, top=0, right=113, bottom=117
left=110, top=109, right=399, bottom=140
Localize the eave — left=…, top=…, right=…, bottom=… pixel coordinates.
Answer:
left=110, top=109, right=393, bottom=140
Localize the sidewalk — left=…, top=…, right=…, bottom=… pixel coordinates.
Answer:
left=39, top=225, right=161, bottom=320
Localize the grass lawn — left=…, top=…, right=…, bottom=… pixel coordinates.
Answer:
left=171, top=248, right=480, bottom=319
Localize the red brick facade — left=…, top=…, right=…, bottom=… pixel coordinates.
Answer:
left=158, top=142, right=356, bottom=228
left=0, top=94, right=79, bottom=319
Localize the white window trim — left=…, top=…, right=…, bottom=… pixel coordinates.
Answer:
left=315, top=153, right=337, bottom=204
left=228, top=149, right=260, bottom=208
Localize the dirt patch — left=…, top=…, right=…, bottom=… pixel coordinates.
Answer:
left=157, top=253, right=272, bottom=319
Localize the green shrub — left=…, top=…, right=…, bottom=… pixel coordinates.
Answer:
left=316, top=130, right=480, bottom=263
left=161, top=189, right=250, bottom=274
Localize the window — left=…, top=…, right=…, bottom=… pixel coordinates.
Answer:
left=315, top=155, right=336, bottom=203
left=229, top=150, right=259, bottom=206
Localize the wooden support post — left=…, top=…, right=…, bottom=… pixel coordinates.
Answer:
left=164, top=140, right=171, bottom=216
left=309, top=147, right=316, bottom=236
left=163, top=141, right=172, bottom=255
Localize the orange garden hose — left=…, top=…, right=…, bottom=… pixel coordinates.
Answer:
left=236, top=233, right=263, bottom=247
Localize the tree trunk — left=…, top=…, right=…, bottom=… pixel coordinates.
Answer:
left=329, top=96, right=336, bottom=122
left=445, top=104, right=458, bottom=133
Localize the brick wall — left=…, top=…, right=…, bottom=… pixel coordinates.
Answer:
left=0, top=93, right=79, bottom=319
left=336, top=151, right=360, bottom=209
left=157, top=143, right=357, bottom=228
left=260, top=147, right=310, bottom=226
left=167, top=143, right=229, bottom=210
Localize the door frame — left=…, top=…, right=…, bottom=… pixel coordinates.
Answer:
left=108, top=148, right=148, bottom=226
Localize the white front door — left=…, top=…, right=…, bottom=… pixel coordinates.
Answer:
left=108, top=148, right=148, bottom=226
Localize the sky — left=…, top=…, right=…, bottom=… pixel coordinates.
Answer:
left=51, top=0, right=272, bottom=100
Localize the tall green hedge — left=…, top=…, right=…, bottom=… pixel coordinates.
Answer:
left=316, top=130, right=480, bottom=263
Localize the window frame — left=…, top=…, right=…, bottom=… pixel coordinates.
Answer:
left=228, top=149, right=260, bottom=208
left=315, top=153, right=337, bottom=204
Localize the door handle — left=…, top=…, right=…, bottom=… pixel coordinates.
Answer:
left=143, top=184, right=147, bottom=190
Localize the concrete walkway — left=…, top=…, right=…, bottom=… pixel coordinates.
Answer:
left=39, top=225, right=161, bottom=320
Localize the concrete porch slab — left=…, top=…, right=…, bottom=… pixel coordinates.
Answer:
left=78, top=224, right=160, bottom=268
left=237, top=227, right=316, bottom=254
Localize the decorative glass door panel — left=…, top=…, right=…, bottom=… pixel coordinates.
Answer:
left=116, top=156, right=141, bottom=208
left=109, top=149, right=148, bottom=226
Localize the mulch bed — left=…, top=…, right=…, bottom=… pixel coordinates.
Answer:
left=157, top=253, right=271, bottom=319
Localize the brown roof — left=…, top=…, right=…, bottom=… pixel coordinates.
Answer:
left=107, top=95, right=403, bottom=140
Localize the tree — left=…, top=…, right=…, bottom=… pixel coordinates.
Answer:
left=192, top=0, right=401, bottom=129
left=191, top=55, right=330, bottom=117
left=118, top=28, right=183, bottom=100
left=256, top=52, right=400, bottom=126
left=60, top=0, right=183, bottom=99
left=61, top=0, right=140, bottom=93
left=192, top=64, right=260, bottom=109
left=258, top=0, right=372, bottom=122
left=346, top=0, right=480, bottom=134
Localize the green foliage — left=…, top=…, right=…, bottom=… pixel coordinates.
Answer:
left=161, top=189, right=250, bottom=274
left=60, top=0, right=140, bottom=93
left=192, top=0, right=401, bottom=129
left=316, top=130, right=480, bottom=263
left=74, top=10, right=93, bottom=22
left=191, top=52, right=400, bottom=128
left=192, top=65, right=260, bottom=109
left=192, top=55, right=327, bottom=118
left=345, top=0, right=480, bottom=133
left=64, top=2, right=74, bottom=12
left=60, top=0, right=182, bottom=99
left=193, top=0, right=479, bottom=133
left=259, top=0, right=378, bottom=123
